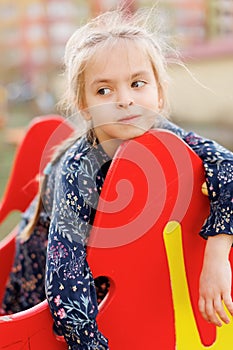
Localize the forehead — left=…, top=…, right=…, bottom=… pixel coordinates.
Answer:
left=84, top=39, right=153, bottom=82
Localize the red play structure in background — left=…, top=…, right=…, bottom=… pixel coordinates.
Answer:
left=0, top=114, right=229, bottom=349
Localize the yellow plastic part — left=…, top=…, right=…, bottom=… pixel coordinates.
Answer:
left=201, top=182, right=209, bottom=196
left=163, top=221, right=233, bottom=349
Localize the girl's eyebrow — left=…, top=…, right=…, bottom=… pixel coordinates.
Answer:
left=131, top=70, right=150, bottom=79
left=91, top=78, right=112, bottom=87
left=91, top=70, right=151, bottom=87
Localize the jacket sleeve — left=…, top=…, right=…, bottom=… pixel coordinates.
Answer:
left=157, top=117, right=233, bottom=239
left=45, top=151, right=109, bottom=350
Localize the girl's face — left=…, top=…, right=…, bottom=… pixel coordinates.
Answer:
left=82, top=40, right=162, bottom=156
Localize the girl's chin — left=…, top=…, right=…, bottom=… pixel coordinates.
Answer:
left=119, top=129, right=148, bottom=141
left=94, top=123, right=152, bottom=143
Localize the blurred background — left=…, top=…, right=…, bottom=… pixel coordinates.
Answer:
left=0, top=0, right=233, bottom=237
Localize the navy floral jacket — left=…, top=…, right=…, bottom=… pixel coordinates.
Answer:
left=2, top=117, right=233, bottom=349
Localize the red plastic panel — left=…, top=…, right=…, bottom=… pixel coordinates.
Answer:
left=0, top=300, right=66, bottom=350
left=0, top=115, right=74, bottom=223
left=88, top=129, right=214, bottom=349
left=0, top=127, right=224, bottom=349
left=0, top=229, right=17, bottom=306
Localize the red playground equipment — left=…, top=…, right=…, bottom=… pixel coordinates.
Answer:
left=0, top=115, right=233, bottom=349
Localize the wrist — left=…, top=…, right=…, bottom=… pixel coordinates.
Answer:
left=205, top=234, right=233, bottom=260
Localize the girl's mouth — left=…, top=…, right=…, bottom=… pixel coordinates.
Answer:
left=118, top=115, right=141, bottom=123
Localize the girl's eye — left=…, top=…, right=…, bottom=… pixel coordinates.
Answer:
left=132, top=80, right=146, bottom=88
left=97, top=87, right=111, bottom=95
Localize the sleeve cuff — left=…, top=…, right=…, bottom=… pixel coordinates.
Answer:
left=200, top=195, right=233, bottom=239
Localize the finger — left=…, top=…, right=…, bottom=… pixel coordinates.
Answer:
left=199, top=295, right=222, bottom=326
left=198, top=296, right=207, bottom=319
left=198, top=297, right=218, bottom=325
left=223, top=293, right=233, bottom=317
left=213, top=296, right=230, bottom=324
left=206, top=299, right=222, bottom=326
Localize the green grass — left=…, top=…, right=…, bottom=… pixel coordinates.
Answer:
left=0, top=104, right=33, bottom=240
left=0, top=128, right=20, bottom=240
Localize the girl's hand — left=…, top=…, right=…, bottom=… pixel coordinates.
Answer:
left=198, top=234, right=233, bottom=327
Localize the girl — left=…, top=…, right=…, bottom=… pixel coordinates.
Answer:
left=2, top=8, right=233, bottom=349
left=45, top=9, right=233, bottom=348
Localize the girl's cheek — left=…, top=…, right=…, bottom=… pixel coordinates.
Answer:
left=90, top=105, right=114, bottom=125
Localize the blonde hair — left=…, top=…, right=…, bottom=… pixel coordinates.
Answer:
left=59, top=8, right=172, bottom=117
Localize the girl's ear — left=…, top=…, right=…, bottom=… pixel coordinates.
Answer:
left=158, top=97, right=164, bottom=110
left=77, top=97, right=92, bottom=121
left=158, top=84, right=165, bottom=111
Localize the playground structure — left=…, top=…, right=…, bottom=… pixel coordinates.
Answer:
left=0, top=114, right=233, bottom=349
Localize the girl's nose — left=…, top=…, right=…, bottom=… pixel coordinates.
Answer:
left=117, top=99, right=133, bottom=109
left=116, top=89, right=134, bottom=109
